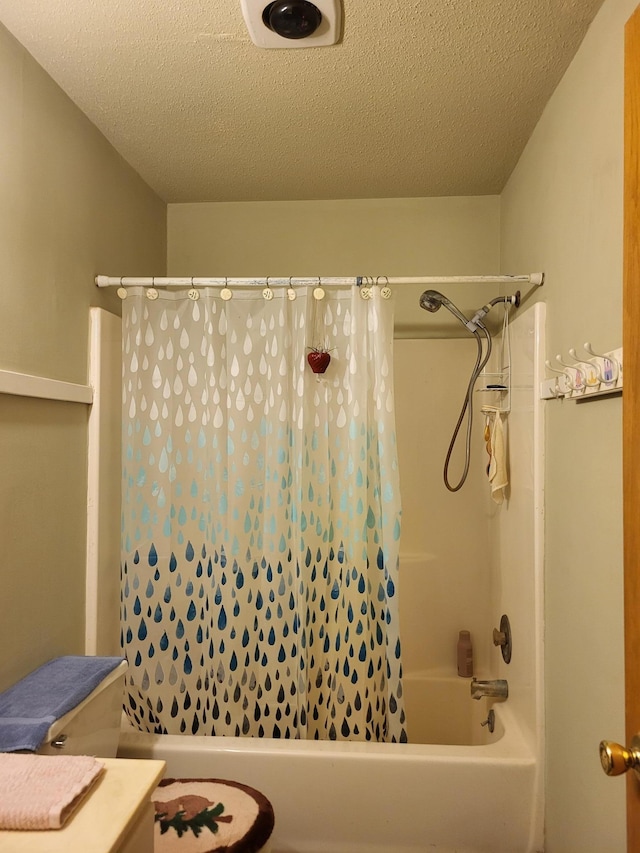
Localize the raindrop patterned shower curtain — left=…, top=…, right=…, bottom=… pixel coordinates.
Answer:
left=121, top=285, right=406, bottom=742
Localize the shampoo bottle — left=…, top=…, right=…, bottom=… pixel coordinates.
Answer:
left=457, top=630, right=473, bottom=677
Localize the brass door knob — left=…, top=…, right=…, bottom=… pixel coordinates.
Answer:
left=599, top=736, right=640, bottom=777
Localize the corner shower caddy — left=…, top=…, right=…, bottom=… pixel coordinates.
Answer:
left=476, top=304, right=512, bottom=415
left=476, top=368, right=511, bottom=414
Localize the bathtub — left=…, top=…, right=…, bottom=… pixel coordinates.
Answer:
left=117, top=670, right=540, bottom=853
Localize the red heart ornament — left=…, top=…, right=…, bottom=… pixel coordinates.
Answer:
left=307, top=351, right=331, bottom=373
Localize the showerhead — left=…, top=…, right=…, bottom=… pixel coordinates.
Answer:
left=419, top=289, right=448, bottom=312
left=419, top=289, right=475, bottom=329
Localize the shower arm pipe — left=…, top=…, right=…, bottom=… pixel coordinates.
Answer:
left=95, top=273, right=545, bottom=289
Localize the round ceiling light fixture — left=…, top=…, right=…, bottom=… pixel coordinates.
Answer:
left=240, top=0, right=341, bottom=48
left=262, top=1, right=322, bottom=40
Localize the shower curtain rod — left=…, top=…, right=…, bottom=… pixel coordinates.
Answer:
left=95, top=273, right=545, bottom=289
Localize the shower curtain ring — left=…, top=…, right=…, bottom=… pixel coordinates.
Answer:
left=263, top=277, right=274, bottom=301
left=221, top=277, right=232, bottom=301
left=287, top=277, right=297, bottom=301
left=188, top=276, right=200, bottom=301
left=377, top=276, right=392, bottom=299
left=313, top=277, right=325, bottom=300
left=360, top=276, right=373, bottom=300
left=146, top=277, right=158, bottom=300
left=117, top=277, right=127, bottom=300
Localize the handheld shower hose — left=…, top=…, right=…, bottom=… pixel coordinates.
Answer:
left=419, top=290, right=519, bottom=491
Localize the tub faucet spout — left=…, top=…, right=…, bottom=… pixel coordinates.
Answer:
left=470, top=678, right=509, bottom=700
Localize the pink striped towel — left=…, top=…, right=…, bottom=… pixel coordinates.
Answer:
left=0, top=753, right=104, bottom=830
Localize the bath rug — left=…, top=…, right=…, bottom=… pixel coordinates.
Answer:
left=153, top=778, right=275, bottom=853
left=0, top=753, right=104, bottom=829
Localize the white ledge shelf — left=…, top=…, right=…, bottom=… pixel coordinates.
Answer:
left=0, top=368, right=93, bottom=404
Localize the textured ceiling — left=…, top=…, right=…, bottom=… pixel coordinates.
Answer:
left=0, top=0, right=604, bottom=203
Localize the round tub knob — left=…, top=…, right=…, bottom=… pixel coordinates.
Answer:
left=599, top=736, right=640, bottom=777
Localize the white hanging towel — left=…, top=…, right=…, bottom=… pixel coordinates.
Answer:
left=488, top=412, right=508, bottom=504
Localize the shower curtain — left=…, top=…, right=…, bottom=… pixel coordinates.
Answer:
left=121, top=284, right=405, bottom=742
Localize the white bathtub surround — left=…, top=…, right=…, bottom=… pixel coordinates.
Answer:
left=487, top=303, right=546, bottom=852
left=399, top=306, right=545, bottom=748
left=392, top=304, right=545, bottom=851
left=488, top=304, right=546, bottom=748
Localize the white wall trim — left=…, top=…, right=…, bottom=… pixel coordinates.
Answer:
left=85, top=307, right=122, bottom=656
left=0, top=368, right=93, bottom=404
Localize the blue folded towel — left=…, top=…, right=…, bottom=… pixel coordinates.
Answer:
left=0, top=656, right=125, bottom=753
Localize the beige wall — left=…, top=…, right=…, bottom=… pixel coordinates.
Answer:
left=501, top=0, right=635, bottom=848
left=0, top=23, right=166, bottom=692
left=168, top=196, right=502, bottom=338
